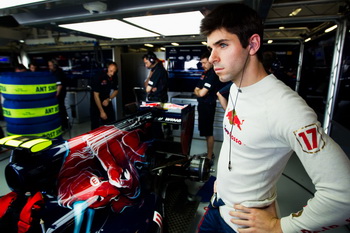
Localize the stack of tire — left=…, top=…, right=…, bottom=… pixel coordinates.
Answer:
left=0, top=72, right=63, bottom=140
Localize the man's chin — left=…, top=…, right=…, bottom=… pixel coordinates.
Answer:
left=219, top=75, right=232, bottom=83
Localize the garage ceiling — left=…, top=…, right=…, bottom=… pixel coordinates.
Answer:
left=0, top=0, right=348, bottom=51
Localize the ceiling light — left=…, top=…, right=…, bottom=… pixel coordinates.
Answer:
left=83, top=1, right=107, bottom=14
left=0, top=0, right=46, bottom=9
left=160, top=47, right=166, bottom=51
left=59, top=19, right=159, bottom=39
left=171, top=43, right=179, bottom=46
left=267, top=40, right=273, bottom=44
left=279, top=26, right=285, bottom=30
left=201, top=42, right=207, bottom=45
left=144, top=44, right=154, bottom=47
left=325, top=25, right=337, bottom=33
left=124, top=11, right=204, bottom=36
left=289, top=8, right=302, bottom=17
left=305, top=38, right=311, bottom=42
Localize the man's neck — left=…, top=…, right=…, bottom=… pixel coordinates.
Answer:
left=235, top=59, right=267, bottom=88
left=151, top=62, right=158, bottom=69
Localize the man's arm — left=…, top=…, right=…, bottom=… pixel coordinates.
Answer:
left=229, top=120, right=350, bottom=233
left=56, top=84, right=62, bottom=97
left=217, top=91, right=228, bottom=110
left=145, top=70, right=154, bottom=92
left=146, top=85, right=153, bottom=93
left=194, top=87, right=209, bottom=97
left=93, top=91, right=107, bottom=120
left=102, top=90, right=119, bottom=107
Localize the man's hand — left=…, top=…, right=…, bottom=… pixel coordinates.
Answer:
left=194, top=87, right=209, bottom=97
left=102, top=99, right=110, bottom=107
left=194, top=87, right=201, bottom=97
left=229, top=204, right=282, bottom=233
left=100, top=111, right=107, bottom=120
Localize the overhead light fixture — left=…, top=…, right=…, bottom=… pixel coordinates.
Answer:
left=83, top=1, right=107, bottom=14
left=160, top=47, right=166, bottom=51
left=171, top=43, right=179, bottom=46
left=144, top=44, right=154, bottom=47
left=0, top=0, right=46, bottom=9
left=279, top=26, right=285, bottom=30
left=124, top=11, right=204, bottom=36
left=305, top=37, right=311, bottom=42
left=325, top=25, right=337, bottom=33
left=289, top=8, right=302, bottom=17
left=267, top=40, right=273, bottom=44
left=59, top=19, right=159, bottom=39
left=201, top=42, right=207, bottom=45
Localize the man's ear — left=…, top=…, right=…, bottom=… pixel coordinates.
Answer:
left=248, top=34, right=261, bottom=55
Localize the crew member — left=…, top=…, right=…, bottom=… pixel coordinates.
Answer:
left=29, top=63, right=38, bottom=72
left=143, top=52, right=168, bottom=102
left=194, top=51, right=220, bottom=162
left=90, top=62, right=119, bottom=130
left=14, top=64, right=27, bottom=72
left=48, top=59, right=69, bottom=131
left=217, top=82, right=233, bottom=111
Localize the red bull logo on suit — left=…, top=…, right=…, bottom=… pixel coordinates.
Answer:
left=226, top=109, right=244, bottom=130
left=224, top=108, right=244, bottom=145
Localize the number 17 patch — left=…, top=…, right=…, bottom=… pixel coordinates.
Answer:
left=293, top=123, right=326, bottom=154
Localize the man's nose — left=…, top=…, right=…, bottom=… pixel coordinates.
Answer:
left=209, top=51, right=217, bottom=64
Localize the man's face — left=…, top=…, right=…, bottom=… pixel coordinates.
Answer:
left=200, top=58, right=212, bottom=71
left=107, top=64, right=117, bottom=77
left=29, top=65, right=36, bottom=72
left=207, top=28, right=249, bottom=83
left=143, top=58, right=153, bottom=69
left=48, top=61, right=55, bottom=71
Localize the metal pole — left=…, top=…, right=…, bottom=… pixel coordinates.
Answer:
left=323, top=19, right=347, bottom=134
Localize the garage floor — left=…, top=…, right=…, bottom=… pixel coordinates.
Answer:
left=0, top=120, right=349, bottom=233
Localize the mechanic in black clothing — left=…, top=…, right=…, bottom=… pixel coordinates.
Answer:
left=90, top=62, right=119, bottom=130
left=48, top=59, right=69, bottom=131
left=143, top=52, right=169, bottom=102
left=194, top=51, right=220, bottom=162
left=217, top=81, right=233, bottom=110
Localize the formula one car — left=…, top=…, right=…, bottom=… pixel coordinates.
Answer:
left=0, top=104, right=210, bottom=233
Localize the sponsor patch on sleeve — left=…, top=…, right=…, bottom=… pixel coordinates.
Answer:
left=204, top=82, right=211, bottom=88
left=293, top=123, right=325, bottom=154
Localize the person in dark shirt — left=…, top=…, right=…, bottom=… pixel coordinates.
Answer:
left=143, top=52, right=169, bottom=102
left=48, top=59, right=69, bottom=131
left=29, top=63, right=38, bottom=72
left=217, top=82, right=233, bottom=110
left=14, top=64, right=27, bottom=72
left=90, top=62, right=119, bottom=130
left=194, top=51, right=220, bottom=162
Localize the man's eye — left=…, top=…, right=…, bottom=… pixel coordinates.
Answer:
left=220, top=43, right=227, bottom=48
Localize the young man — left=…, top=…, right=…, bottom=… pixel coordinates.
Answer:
left=143, top=51, right=169, bottom=103
left=198, top=3, right=350, bottom=233
left=194, top=52, right=220, bottom=161
left=90, top=62, right=119, bottom=130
